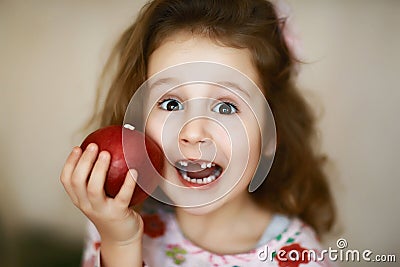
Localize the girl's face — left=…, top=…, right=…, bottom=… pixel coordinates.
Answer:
left=144, top=31, right=266, bottom=212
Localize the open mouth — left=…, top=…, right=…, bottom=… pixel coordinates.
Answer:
left=175, top=160, right=223, bottom=187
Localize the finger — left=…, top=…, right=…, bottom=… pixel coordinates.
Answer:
left=60, top=147, right=82, bottom=204
left=71, top=143, right=99, bottom=207
left=87, top=150, right=110, bottom=208
left=114, top=169, right=137, bottom=207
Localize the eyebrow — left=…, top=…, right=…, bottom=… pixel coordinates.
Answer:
left=147, top=77, right=250, bottom=98
left=214, top=81, right=250, bottom=98
left=147, top=77, right=179, bottom=91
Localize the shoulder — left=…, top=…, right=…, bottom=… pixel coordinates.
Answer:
left=275, top=217, right=322, bottom=249
left=140, top=198, right=174, bottom=239
left=257, top=217, right=337, bottom=266
left=140, top=202, right=186, bottom=267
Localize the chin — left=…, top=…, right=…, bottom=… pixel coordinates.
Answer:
left=177, top=197, right=227, bottom=215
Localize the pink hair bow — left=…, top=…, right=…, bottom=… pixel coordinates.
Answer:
left=271, top=0, right=303, bottom=66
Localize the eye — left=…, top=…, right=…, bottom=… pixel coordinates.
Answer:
left=212, top=101, right=238, bottom=115
left=158, top=98, right=183, bottom=111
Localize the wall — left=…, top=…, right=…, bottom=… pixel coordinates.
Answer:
left=288, top=0, right=400, bottom=265
left=1, top=0, right=399, bottom=266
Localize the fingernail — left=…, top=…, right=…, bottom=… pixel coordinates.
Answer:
left=129, top=169, right=138, bottom=179
left=99, top=151, right=109, bottom=160
left=88, top=143, right=97, bottom=151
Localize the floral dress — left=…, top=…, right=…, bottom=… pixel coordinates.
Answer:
left=82, top=203, right=334, bottom=267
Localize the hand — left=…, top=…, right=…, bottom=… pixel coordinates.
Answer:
left=60, top=143, right=143, bottom=244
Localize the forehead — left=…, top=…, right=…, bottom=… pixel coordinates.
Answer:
left=147, top=31, right=261, bottom=87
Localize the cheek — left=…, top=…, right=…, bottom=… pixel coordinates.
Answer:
left=144, top=111, right=164, bottom=148
left=145, top=113, right=174, bottom=177
left=243, top=113, right=262, bottom=153
left=213, top=125, right=231, bottom=154
left=234, top=118, right=262, bottom=171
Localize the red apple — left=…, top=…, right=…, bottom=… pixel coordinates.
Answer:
left=80, top=125, right=163, bottom=206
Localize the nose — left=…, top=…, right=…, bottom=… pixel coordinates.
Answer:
left=178, top=119, right=217, bottom=161
left=179, top=119, right=211, bottom=146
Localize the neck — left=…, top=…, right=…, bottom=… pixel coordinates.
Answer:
left=176, top=191, right=250, bottom=225
left=175, top=192, right=271, bottom=254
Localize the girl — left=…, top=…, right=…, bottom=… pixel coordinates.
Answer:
left=60, top=0, right=336, bottom=266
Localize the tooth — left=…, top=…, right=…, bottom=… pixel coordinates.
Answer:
left=207, top=162, right=212, bottom=168
left=182, top=172, right=189, bottom=180
left=207, top=177, right=212, bottom=183
left=203, top=178, right=209, bottom=184
left=196, top=179, right=203, bottom=184
left=191, top=179, right=197, bottom=183
left=212, top=163, right=215, bottom=167
left=209, top=175, right=216, bottom=181
left=201, top=163, right=207, bottom=169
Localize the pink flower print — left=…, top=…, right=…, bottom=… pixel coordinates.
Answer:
left=166, top=244, right=187, bottom=265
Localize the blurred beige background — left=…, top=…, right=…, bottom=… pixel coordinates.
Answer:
left=0, top=0, right=399, bottom=266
